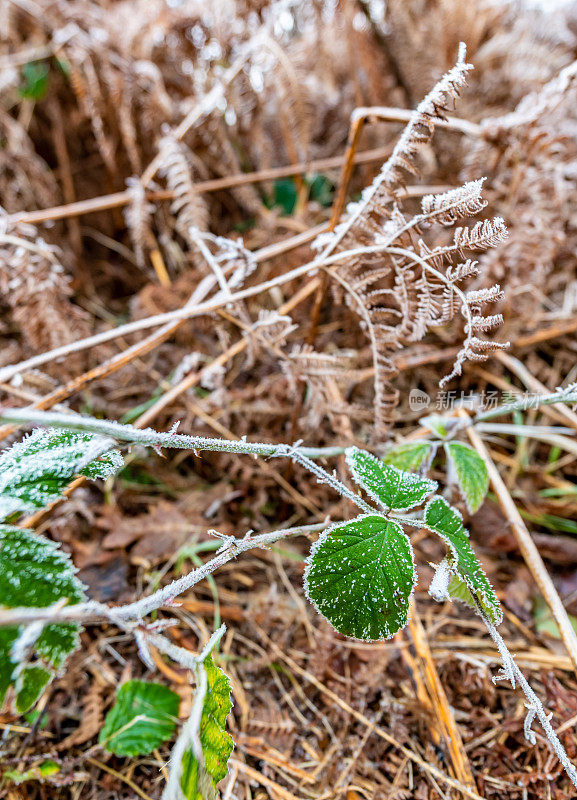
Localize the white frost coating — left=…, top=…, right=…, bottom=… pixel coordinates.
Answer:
left=303, top=514, right=417, bottom=642
left=10, top=620, right=44, bottom=665
left=0, top=427, right=123, bottom=521
left=428, top=559, right=452, bottom=602
left=482, top=611, right=577, bottom=790
left=345, top=446, right=437, bottom=512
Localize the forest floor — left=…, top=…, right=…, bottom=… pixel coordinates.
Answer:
left=2, top=1, right=577, bottom=798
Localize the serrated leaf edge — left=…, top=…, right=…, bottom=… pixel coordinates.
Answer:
left=444, top=440, right=489, bottom=514
left=344, top=447, right=438, bottom=512
left=423, top=497, right=502, bottom=624
left=303, top=514, right=417, bottom=642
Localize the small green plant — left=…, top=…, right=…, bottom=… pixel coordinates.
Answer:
left=1, top=405, right=577, bottom=794
left=99, top=680, right=180, bottom=756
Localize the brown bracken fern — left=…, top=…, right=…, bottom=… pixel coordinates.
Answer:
left=314, top=44, right=509, bottom=435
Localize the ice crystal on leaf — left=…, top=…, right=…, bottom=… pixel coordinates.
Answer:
left=0, top=427, right=123, bottom=522
left=304, top=515, right=416, bottom=641
left=345, top=447, right=437, bottom=511
left=0, top=525, right=85, bottom=712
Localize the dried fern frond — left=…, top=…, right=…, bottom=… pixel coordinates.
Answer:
left=157, top=134, right=209, bottom=241
left=453, top=217, right=508, bottom=253
left=316, top=43, right=473, bottom=255
left=421, top=179, right=487, bottom=226
left=0, top=213, right=89, bottom=366
left=310, top=46, right=508, bottom=435
left=124, top=177, right=156, bottom=270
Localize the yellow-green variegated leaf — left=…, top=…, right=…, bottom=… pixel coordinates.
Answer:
left=180, top=654, right=234, bottom=800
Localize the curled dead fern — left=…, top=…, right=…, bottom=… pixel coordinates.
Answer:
left=313, top=45, right=508, bottom=435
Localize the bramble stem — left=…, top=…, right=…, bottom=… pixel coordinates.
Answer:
left=0, top=523, right=329, bottom=629
left=464, top=417, right=577, bottom=676
left=479, top=607, right=577, bottom=789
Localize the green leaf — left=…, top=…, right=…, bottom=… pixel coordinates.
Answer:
left=346, top=447, right=437, bottom=511
left=0, top=427, right=123, bottom=522
left=20, top=61, right=49, bottom=101
left=180, top=654, right=234, bottom=800
left=0, top=525, right=85, bottom=711
left=304, top=516, right=416, bottom=640
left=307, top=173, right=334, bottom=207
left=424, top=497, right=501, bottom=624
left=99, top=680, right=180, bottom=756
left=382, top=441, right=434, bottom=473
left=4, top=759, right=60, bottom=784
left=272, top=178, right=297, bottom=215
left=533, top=596, right=577, bottom=640
left=421, top=414, right=451, bottom=439
left=15, top=666, right=51, bottom=713
left=445, top=441, right=489, bottom=513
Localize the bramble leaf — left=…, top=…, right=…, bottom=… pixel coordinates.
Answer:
left=304, top=515, right=416, bottom=640
left=0, top=427, right=123, bottom=522
left=424, top=496, right=501, bottom=623
left=99, top=680, right=180, bottom=756
left=0, top=525, right=85, bottom=711
left=180, top=654, right=234, bottom=800
left=382, top=441, right=434, bottom=473
left=346, top=447, right=437, bottom=511
left=445, top=441, right=489, bottom=513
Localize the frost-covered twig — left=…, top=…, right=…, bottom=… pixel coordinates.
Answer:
left=0, top=408, right=375, bottom=516
left=0, top=522, right=329, bottom=629
left=0, top=238, right=449, bottom=385
left=479, top=606, right=577, bottom=790
left=475, top=384, right=577, bottom=422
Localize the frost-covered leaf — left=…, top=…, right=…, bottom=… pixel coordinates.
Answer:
left=424, top=497, right=501, bottom=623
left=180, top=654, right=234, bottom=800
left=346, top=447, right=437, bottom=511
left=0, top=525, right=85, bottom=711
left=304, top=515, right=415, bottom=640
left=99, top=680, right=180, bottom=756
left=382, top=441, right=434, bottom=473
left=0, top=427, right=123, bottom=522
left=445, top=441, right=489, bottom=513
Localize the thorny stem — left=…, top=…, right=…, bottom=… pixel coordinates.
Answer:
left=0, top=408, right=376, bottom=516
left=0, top=522, right=329, bottom=629
left=474, top=387, right=577, bottom=422
left=478, top=604, right=577, bottom=789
